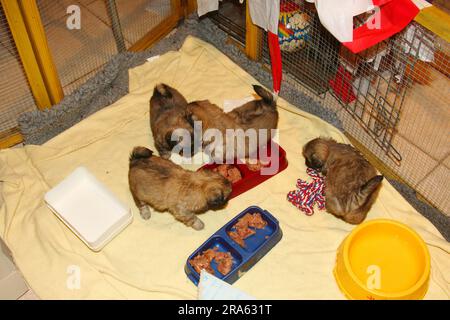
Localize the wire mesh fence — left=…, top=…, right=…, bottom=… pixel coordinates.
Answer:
left=37, top=0, right=120, bottom=95
left=207, top=0, right=246, bottom=46
left=0, top=3, right=37, bottom=136
left=0, top=0, right=176, bottom=141
left=210, top=0, right=450, bottom=215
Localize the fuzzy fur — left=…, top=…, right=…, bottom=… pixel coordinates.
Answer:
left=128, top=146, right=232, bottom=230
left=303, top=137, right=383, bottom=224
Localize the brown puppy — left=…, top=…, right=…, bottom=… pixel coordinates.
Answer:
left=150, top=83, right=194, bottom=159
left=303, top=137, right=383, bottom=224
left=187, top=85, right=278, bottom=160
left=128, top=146, right=232, bottom=230
left=228, top=85, right=278, bottom=134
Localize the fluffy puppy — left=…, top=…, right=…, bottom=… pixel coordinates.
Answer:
left=187, top=85, right=278, bottom=160
left=128, top=146, right=232, bottom=230
left=228, top=85, right=278, bottom=134
left=187, top=100, right=242, bottom=160
left=303, top=138, right=383, bottom=224
left=150, top=83, right=194, bottom=159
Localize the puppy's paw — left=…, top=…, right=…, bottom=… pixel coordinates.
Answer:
left=139, top=205, right=152, bottom=220
left=191, top=218, right=205, bottom=231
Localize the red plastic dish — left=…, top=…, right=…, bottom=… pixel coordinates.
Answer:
left=199, top=141, right=288, bottom=200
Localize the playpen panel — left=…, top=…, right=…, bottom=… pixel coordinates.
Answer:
left=36, top=0, right=120, bottom=95
left=0, top=2, right=39, bottom=147
left=0, top=0, right=183, bottom=147
left=209, top=0, right=450, bottom=215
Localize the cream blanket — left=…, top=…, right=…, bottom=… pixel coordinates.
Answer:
left=0, top=37, right=448, bottom=299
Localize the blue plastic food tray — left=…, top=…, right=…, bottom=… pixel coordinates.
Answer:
left=185, top=206, right=282, bottom=285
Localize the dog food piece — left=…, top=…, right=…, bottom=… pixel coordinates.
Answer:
left=227, top=231, right=246, bottom=248
left=236, top=224, right=256, bottom=239
left=189, top=247, right=234, bottom=276
left=247, top=212, right=268, bottom=229
left=246, top=160, right=270, bottom=171
left=189, top=248, right=217, bottom=274
left=213, top=164, right=242, bottom=183
left=214, top=251, right=233, bottom=275
left=228, top=213, right=267, bottom=248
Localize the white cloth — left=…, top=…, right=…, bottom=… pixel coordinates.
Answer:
left=411, top=0, right=431, bottom=10
left=198, top=270, right=256, bottom=300
left=197, top=0, right=280, bottom=34
left=315, top=0, right=375, bottom=43
left=197, top=0, right=220, bottom=17
left=247, top=0, right=280, bottom=34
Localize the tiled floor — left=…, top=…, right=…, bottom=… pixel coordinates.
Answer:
left=38, top=0, right=171, bottom=95
left=1, top=0, right=171, bottom=135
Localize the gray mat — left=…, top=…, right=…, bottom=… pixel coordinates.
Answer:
left=17, top=17, right=449, bottom=240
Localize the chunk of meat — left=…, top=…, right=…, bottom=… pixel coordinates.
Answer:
left=214, top=251, right=233, bottom=275
left=246, top=159, right=270, bottom=171
left=213, top=164, right=242, bottom=183
left=189, top=247, right=234, bottom=276
left=247, top=212, right=267, bottom=229
left=228, top=212, right=267, bottom=247
left=236, top=225, right=256, bottom=239
left=227, top=231, right=246, bottom=248
left=189, top=252, right=215, bottom=274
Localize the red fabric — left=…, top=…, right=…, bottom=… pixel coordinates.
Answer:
left=329, top=66, right=356, bottom=104
left=268, top=31, right=282, bottom=93
left=343, top=0, right=419, bottom=53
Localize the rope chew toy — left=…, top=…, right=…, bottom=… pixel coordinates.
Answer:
left=287, top=168, right=325, bottom=215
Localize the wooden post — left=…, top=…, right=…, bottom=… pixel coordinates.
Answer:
left=1, top=0, right=52, bottom=109
left=245, top=0, right=262, bottom=61
left=19, top=0, right=64, bottom=105
left=184, top=0, right=197, bottom=18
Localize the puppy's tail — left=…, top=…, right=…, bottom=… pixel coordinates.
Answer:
left=129, top=146, right=153, bottom=167
left=153, top=83, right=172, bottom=98
left=253, top=85, right=276, bottom=108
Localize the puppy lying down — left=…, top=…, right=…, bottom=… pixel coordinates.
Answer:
left=303, top=138, right=384, bottom=224
left=187, top=85, right=278, bottom=161
left=128, top=147, right=232, bottom=230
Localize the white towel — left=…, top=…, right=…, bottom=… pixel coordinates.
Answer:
left=197, top=0, right=220, bottom=17
left=198, top=270, right=256, bottom=300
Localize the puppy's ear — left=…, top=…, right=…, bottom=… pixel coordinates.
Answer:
left=253, top=85, right=275, bottom=107
left=129, top=147, right=153, bottom=166
left=153, top=83, right=172, bottom=98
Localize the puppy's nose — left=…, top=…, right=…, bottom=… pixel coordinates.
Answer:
left=305, top=158, right=312, bottom=168
left=208, top=193, right=226, bottom=209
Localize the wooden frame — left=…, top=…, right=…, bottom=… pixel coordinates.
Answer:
left=1, top=0, right=53, bottom=110
left=19, top=0, right=64, bottom=105
left=183, top=0, right=197, bottom=18
left=128, top=0, right=183, bottom=52
left=0, top=128, right=22, bottom=149
left=0, top=0, right=64, bottom=148
left=245, top=0, right=262, bottom=61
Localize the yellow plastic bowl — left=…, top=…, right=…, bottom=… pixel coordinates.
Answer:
left=334, top=219, right=430, bottom=300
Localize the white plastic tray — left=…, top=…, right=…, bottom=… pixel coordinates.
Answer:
left=44, top=167, right=132, bottom=251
